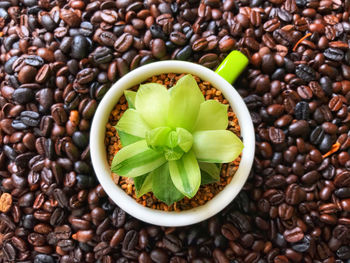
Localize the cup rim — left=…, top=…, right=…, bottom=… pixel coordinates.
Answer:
left=90, top=60, right=255, bottom=227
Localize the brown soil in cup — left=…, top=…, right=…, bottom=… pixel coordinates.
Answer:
left=105, top=73, right=241, bottom=211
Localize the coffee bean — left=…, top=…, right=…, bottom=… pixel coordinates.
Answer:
left=221, top=223, right=240, bottom=241
left=163, top=234, right=182, bottom=253
left=295, top=64, right=316, bottom=82
left=337, top=246, right=350, bottom=260
left=150, top=248, right=168, bottom=263
left=0, top=193, right=12, bottom=212
left=328, top=95, right=343, bottom=111
left=268, top=127, right=285, bottom=144
left=12, top=88, right=34, bottom=104
left=114, top=33, right=133, bottom=53
left=324, top=47, right=344, bottom=61
left=289, top=120, right=310, bottom=136
left=34, top=254, right=55, bottom=263
left=297, top=85, right=313, bottom=100
left=71, top=35, right=88, bottom=59
left=24, top=55, right=45, bottom=67
left=284, top=227, right=304, bottom=243
left=176, top=45, right=192, bottom=61
left=170, top=32, right=187, bottom=46
left=319, top=134, right=333, bottom=153
left=294, top=101, right=310, bottom=120
left=335, top=187, right=350, bottom=198
left=152, top=39, right=166, bottom=59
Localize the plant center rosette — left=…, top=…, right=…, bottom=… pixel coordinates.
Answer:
left=109, top=74, right=244, bottom=207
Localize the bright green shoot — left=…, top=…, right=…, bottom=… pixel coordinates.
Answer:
left=111, top=74, right=244, bottom=205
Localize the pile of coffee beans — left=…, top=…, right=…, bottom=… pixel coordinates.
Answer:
left=0, top=0, right=349, bottom=262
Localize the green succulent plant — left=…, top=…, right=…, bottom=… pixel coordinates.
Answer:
left=111, top=74, right=244, bottom=205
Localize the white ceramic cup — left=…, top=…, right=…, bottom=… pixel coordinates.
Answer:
left=90, top=60, right=255, bottom=226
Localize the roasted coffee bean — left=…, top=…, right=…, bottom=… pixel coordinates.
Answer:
left=12, top=88, right=34, bottom=104
left=20, top=111, right=40, bottom=127
left=34, top=254, right=55, bottom=263
left=114, top=33, right=133, bottom=53
left=221, top=223, right=240, bottom=241
left=150, top=248, right=168, bottom=263
left=268, top=127, right=285, bottom=144
left=71, top=35, right=88, bottom=59
left=294, top=101, right=310, bottom=120
left=170, top=32, right=187, bottom=46
left=295, top=64, right=316, bottom=82
left=162, top=234, right=182, bottom=253
left=335, top=188, right=350, bottom=198
left=336, top=246, right=350, bottom=260
left=91, top=46, right=113, bottom=64
left=289, top=120, right=310, bottom=136
left=122, top=230, right=138, bottom=251
left=324, top=48, right=344, bottom=61
left=24, top=55, right=45, bottom=67
left=152, top=39, right=166, bottom=59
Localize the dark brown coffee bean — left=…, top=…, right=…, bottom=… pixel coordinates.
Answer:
left=324, top=47, right=344, bottom=61
left=221, top=223, right=239, bottom=241
left=150, top=248, right=168, bottom=263
left=295, top=64, right=316, bottom=82
left=114, top=33, right=133, bottom=52
left=286, top=184, right=305, bottom=205
left=151, top=39, right=166, bottom=59
left=268, top=127, right=285, bottom=144
left=71, top=35, right=88, bottom=59
left=289, top=120, right=310, bottom=136
left=60, top=9, right=81, bottom=27
left=328, top=95, right=343, bottom=111
left=297, top=85, right=313, bottom=100
left=284, top=227, right=304, bottom=243
left=192, top=37, right=208, bottom=51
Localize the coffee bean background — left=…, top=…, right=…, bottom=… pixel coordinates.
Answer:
left=0, top=0, right=350, bottom=262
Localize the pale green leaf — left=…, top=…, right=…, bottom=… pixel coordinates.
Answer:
left=192, top=130, right=243, bottom=163
left=111, top=140, right=166, bottom=177
left=164, top=146, right=184, bottom=161
left=134, top=173, right=153, bottom=197
left=145, top=127, right=171, bottom=150
left=169, top=150, right=201, bottom=198
left=166, top=131, right=178, bottom=148
left=167, top=74, right=204, bottom=131
left=124, top=90, right=136, bottom=109
left=176, top=127, right=193, bottom=152
left=152, top=163, right=184, bottom=205
left=193, top=100, right=229, bottom=131
left=117, top=130, right=143, bottom=147
left=116, top=109, right=150, bottom=138
left=135, top=83, right=169, bottom=128
left=199, top=162, right=220, bottom=185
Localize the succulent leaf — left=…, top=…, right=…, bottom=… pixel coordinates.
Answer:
left=135, top=83, right=170, bottom=128
left=111, top=140, right=166, bottom=177
left=193, top=100, right=229, bottom=131
left=192, top=130, right=244, bottom=163
left=175, top=128, right=193, bottom=152
left=117, top=130, right=143, bottom=147
left=199, top=162, right=220, bottom=185
left=134, top=173, right=153, bottom=197
left=169, top=150, right=201, bottom=198
left=116, top=109, right=150, bottom=138
left=145, top=127, right=172, bottom=151
left=152, top=163, right=184, bottom=206
left=124, top=90, right=136, bottom=109
left=167, top=74, right=204, bottom=131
